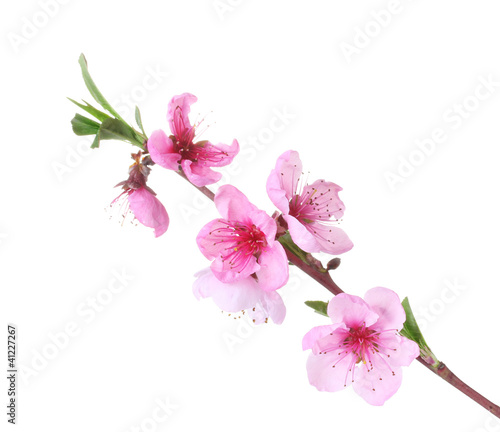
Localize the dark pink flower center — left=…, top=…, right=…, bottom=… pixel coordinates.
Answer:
left=210, top=222, right=268, bottom=271
left=288, top=185, right=338, bottom=223
left=174, top=138, right=229, bottom=165
left=344, top=327, right=380, bottom=364
left=319, top=325, right=399, bottom=389
left=172, top=107, right=229, bottom=165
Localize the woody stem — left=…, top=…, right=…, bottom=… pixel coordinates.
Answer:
left=284, top=249, right=344, bottom=295
left=176, top=170, right=215, bottom=201
left=416, top=358, right=500, bottom=417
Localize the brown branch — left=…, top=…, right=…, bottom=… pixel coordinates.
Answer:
left=416, top=357, right=500, bottom=417
left=285, top=249, right=343, bottom=296
left=176, top=170, right=215, bottom=201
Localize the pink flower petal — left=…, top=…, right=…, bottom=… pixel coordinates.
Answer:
left=273, top=150, right=303, bottom=199
left=214, top=184, right=258, bottom=222
left=305, top=222, right=354, bottom=255
left=352, top=359, right=403, bottom=406
left=312, top=327, right=349, bottom=356
left=254, top=242, right=289, bottom=292
left=364, top=287, right=407, bottom=331
left=198, top=139, right=239, bottom=167
left=250, top=208, right=277, bottom=247
left=210, top=253, right=260, bottom=284
left=248, top=290, right=286, bottom=325
left=302, top=324, right=339, bottom=351
left=168, top=93, right=197, bottom=137
left=266, top=167, right=291, bottom=214
left=192, top=268, right=214, bottom=300
left=306, top=350, right=357, bottom=392
left=181, top=159, right=222, bottom=187
left=283, top=214, right=321, bottom=253
left=128, top=187, right=169, bottom=237
left=196, top=219, right=229, bottom=261
left=147, top=129, right=180, bottom=170
left=327, top=293, right=379, bottom=328
left=394, top=337, right=420, bottom=367
left=193, top=268, right=263, bottom=312
left=376, top=333, right=420, bottom=367
left=302, top=180, right=345, bottom=220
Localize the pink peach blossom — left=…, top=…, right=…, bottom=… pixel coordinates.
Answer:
left=193, top=268, right=286, bottom=325
left=267, top=150, right=353, bottom=255
left=111, top=153, right=169, bottom=237
left=302, top=287, right=419, bottom=405
left=196, top=184, right=289, bottom=291
left=147, top=93, right=239, bottom=187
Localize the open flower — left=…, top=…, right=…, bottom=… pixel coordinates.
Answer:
left=147, top=93, right=239, bottom=187
left=111, top=152, right=169, bottom=237
left=267, top=150, right=353, bottom=255
left=302, top=287, right=419, bottom=405
left=193, top=268, right=286, bottom=325
left=196, top=184, right=289, bottom=291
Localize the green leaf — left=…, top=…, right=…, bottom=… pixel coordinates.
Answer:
left=90, top=134, right=100, bottom=149
left=135, top=106, right=146, bottom=136
left=71, top=113, right=100, bottom=136
left=400, top=297, right=428, bottom=347
left=71, top=116, right=145, bottom=150
left=99, top=118, right=145, bottom=149
left=78, top=54, right=125, bottom=122
left=67, top=98, right=111, bottom=122
left=400, top=297, right=439, bottom=366
left=279, top=232, right=310, bottom=263
left=305, top=300, right=329, bottom=317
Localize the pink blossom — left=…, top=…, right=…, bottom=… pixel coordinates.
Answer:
left=147, top=93, right=239, bottom=187
left=302, top=287, right=420, bottom=405
left=196, top=185, right=289, bottom=291
left=193, top=268, right=286, bottom=324
left=267, top=150, right=353, bottom=255
left=111, top=153, right=169, bottom=237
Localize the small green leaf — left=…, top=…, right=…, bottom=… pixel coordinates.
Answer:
left=71, top=113, right=100, bottom=136
left=279, top=232, right=310, bottom=263
left=71, top=116, right=145, bottom=150
left=400, top=297, right=428, bottom=347
left=90, top=134, right=100, bottom=149
left=78, top=54, right=125, bottom=122
left=135, top=106, right=146, bottom=136
left=401, top=297, right=439, bottom=366
left=67, top=98, right=111, bottom=122
left=99, top=118, right=145, bottom=149
left=305, top=300, right=329, bottom=317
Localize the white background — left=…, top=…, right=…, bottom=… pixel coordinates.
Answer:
left=2, top=1, right=500, bottom=431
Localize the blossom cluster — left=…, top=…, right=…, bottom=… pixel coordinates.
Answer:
left=90, top=91, right=419, bottom=406
left=192, top=149, right=355, bottom=324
